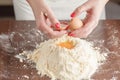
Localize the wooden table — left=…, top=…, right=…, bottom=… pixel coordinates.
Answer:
left=0, top=20, right=120, bottom=80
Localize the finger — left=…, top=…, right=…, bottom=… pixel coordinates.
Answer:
left=68, top=27, right=90, bottom=38
left=83, top=12, right=99, bottom=30
left=43, top=13, right=51, bottom=26
left=38, top=12, right=67, bottom=38
left=68, top=29, right=83, bottom=38
left=45, top=7, right=61, bottom=30
left=44, top=13, right=48, bottom=19
left=69, top=14, right=98, bottom=38
left=37, top=12, right=53, bottom=35
left=71, top=3, right=90, bottom=17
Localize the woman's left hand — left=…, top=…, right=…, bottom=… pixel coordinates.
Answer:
left=69, top=0, right=109, bottom=38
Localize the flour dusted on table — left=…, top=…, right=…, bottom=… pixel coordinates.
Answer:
left=21, top=35, right=106, bottom=80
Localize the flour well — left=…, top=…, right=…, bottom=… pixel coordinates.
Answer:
left=21, top=35, right=106, bottom=80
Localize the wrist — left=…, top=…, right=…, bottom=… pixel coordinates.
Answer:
left=99, top=0, right=109, bottom=4
left=26, top=0, right=46, bottom=19
left=103, top=0, right=109, bottom=4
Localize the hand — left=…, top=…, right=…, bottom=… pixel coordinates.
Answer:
left=27, top=0, right=67, bottom=38
left=69, top=0, right=109, bottom=38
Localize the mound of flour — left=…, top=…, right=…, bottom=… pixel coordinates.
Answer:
left=21, top=35, right=106, bottom=80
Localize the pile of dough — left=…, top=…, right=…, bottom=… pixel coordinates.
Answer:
left=23, top=35, right=106, bottom=80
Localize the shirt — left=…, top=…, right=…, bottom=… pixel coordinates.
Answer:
left=45, top=0, right=87, bottom=20
left=13, top=0, right=105, bottom=20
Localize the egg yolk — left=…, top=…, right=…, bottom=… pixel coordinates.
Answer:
left=57, top=41, right=74, bottom=49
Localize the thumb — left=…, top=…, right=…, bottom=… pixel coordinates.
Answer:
left=71, top=4, right=89, bottom=17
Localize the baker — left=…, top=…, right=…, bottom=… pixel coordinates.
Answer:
left=13, top=0, right=109, bottom=38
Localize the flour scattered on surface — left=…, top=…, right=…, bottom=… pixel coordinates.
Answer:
left=110, top=76, right=118, bottom=80
left=15, top=54, right=26, bottom=62
left=22, top=75, right=29, bottom=79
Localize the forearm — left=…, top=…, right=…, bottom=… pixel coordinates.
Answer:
left=26, top=0, right=47, bottom=19
left=88, top=0, right=109, bottom=6
left=97, top=0, right=109, bottom=6
left=104, top=0, right=109, bottom=3
left=100, top=0, right=109, bottom=6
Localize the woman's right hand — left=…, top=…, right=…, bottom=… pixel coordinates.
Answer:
left=27, top=0, right=67, bottom=38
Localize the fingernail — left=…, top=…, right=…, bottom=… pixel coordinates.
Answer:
left=71, top=12, right=75, bottom=17
left=55, top=23, right=60, bottom=29
left=69, top=33, right=75, bottom=36
left=65, top=25, right=69, bottom=30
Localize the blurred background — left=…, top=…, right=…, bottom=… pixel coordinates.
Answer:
left=0, top=0, right=120, bottom=20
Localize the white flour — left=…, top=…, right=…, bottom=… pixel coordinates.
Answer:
left=20, top=35, right=106, bottom=80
